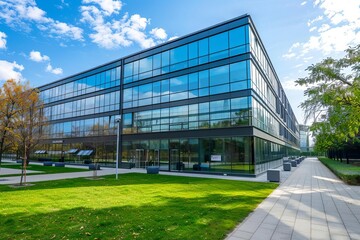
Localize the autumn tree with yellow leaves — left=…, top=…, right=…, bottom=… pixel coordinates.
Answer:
left=0, top=79, right=46, bottom=185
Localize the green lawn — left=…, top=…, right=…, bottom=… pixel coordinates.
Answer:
left=319, top=157, right=360, bottom=185
left=0, top=163, right=90, bottom=177
left=0, top=173, right=277, bottom=240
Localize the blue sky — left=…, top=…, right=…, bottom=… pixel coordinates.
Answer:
left=0, top=0, right=359, bottom=124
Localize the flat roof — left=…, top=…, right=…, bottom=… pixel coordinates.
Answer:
left=38, top=14, right=251, bottom=89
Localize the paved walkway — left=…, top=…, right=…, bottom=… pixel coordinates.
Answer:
left=0, top=168, right=42, bottom=175
left=0, top=159, right=293, bottom=185
left=226, top=158, right=360, bottom=240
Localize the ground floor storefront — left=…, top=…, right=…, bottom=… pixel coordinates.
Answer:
left=32, top=133, right=299, bottom=176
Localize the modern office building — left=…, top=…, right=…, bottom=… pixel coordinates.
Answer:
left=36, top=14, right=300, bottom=176
left=299, top=124, right=310, bottom=152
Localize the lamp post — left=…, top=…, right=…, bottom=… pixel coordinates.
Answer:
left=115, top=117, right=121, bottom=180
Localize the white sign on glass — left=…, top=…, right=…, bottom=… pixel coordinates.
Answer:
left=211, top=155, right=221, bottom=161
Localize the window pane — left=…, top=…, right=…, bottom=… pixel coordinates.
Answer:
left=189, top=42, right=198, bottom=59
left=188, top=72, right=198, bottom=90
left=231, top=81, right=248, bottom=91
left=170, top=75, right=188, bottom=93
left=199, top=70, right=209, bottom=88
left=210, top=84, right=229, bottom=95
left=161, top=79, right=170, bottom=95
left=210, top=99, right=230, bottom=112
left=153, top=54, right=161, bottom=69
left=210, top=65, right=229, bottom=86
left=199, top=38, right=209, bottom=56
left=209, top=32, right=228, bottom=54
left=139, top=57, right=152, bottom=73
left=153, top=81, right=161, bottom=96
left=229, top=26, right=246, bottom=48
left=124, top=88, right=132, bottom=102
left=133, top=61, right=139, bottom=75
left=162, top=51, right=170, bottom=66
left=231, top=97, right=249, bottom=110
left=170, top=45, right=187, bottom=64
left=138, top=83, right=152, bottom=99
left=230, top=61, right=247, bottom=82
left=124, top=62, right=133, bottom=77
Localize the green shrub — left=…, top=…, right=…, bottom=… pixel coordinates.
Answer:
left=319, top=157, right=360, bottom=185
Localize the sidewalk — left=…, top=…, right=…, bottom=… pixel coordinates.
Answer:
left=0, top=160, right=293, bottom=185
left=226, top=157, right=360, bottom=240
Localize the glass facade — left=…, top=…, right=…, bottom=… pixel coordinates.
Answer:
left=36, top=15, right=300, bottom=175
left=123, top=25, right=249, bottom=84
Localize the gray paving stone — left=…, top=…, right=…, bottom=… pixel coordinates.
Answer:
left=225, top=158, right=360, bottom=240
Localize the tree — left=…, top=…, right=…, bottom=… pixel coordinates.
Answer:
left=0, top=80, right=28, bottom=169
left=296, top=44, right=360, bottom=155
left=11, top=87, right=46, bottom=185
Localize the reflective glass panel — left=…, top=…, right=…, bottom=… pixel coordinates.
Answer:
left=209, top=32, right=228, bottom=54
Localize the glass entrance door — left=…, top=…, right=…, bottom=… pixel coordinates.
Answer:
left=147, top=149, right=160, bottom=167
left=170, top=149, right=183, bottom=171
left=135, top=149, right=145, bottom=168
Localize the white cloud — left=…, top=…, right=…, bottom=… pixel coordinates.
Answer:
left=82, top=0, right=122, bottom=15
left=309, top=26, right=317, bottom=32
left=168, top=36, right=179, bottom=41
left=29, top=50, right=63, bottom=75
left=0, top=31, right=7, bottom=49
left=46, top=63, right=63, bottom=75
left=301, top=1, right=307, bottom=6
left=29, top=50, right=50, bottom=62
left=307, top=16, right=323, bottom=27
left=284, top=0, right=360, bottom=61
left=26, top=6, right=49, bottom=22
left=150, top=28, right=167, bottom=40
left=0, top=60, right=24, bottom=81
left=318, top=24, right=330, bottom=32
left=80, top=1, right=169, bottom=49
left=282, top=53, right=296, bottom=59
left=50, top=21, right=83, bottom=41
left=0, top=0, right=84, bottom=41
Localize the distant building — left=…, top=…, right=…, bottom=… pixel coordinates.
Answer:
left=299, top=125, right=310, bottom=152
left=36, top=14, right=300, bottom=176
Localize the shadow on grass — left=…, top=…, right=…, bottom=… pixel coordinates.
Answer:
left=0, top=173, right=277, bottom=193
left=0, top=192, right=268, bottom=240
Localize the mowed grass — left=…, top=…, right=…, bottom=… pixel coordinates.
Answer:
left=319, top=157, right=360, bottom=185
left=0, top=173, right=277, bottom=240
left=0, top=163, right=90, bottom=177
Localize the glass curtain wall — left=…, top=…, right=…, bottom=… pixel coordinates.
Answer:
left=122, top=136, right=254, bottom=174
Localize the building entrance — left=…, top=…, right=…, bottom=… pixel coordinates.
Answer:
left=170, top=149, right=183, bottom=171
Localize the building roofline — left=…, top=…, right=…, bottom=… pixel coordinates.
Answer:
left=38, top=14, right=250, bottom=89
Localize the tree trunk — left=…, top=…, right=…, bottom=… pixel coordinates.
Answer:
left=346, top=152, right=350, bottom=164
left=0, top=136, right=4, bottom=169
left=20, top=160, right=24, bottom=185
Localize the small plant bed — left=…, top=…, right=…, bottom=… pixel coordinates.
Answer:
left=0, top=173, right=277, bottom=240
left=0, top=164, right=90, bottom=177
left=319, top=157, right=360, bottom=185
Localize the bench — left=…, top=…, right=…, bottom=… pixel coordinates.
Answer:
left=200, top=163, right=209, bottom=171
left=54, top=162, right=65, bottom=167
left=283, top=162, right=291, bottom=171
left=267, top=169, right=280, bottom=182
left=43, top=162, right=53, bottom=166
left=119, top=162, right=135, bottom=169
left=146, top=166, right=159, bottom=174
left=193, top=164, right=200, bottom=170
left=89, top=164, right=100, bottom=170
